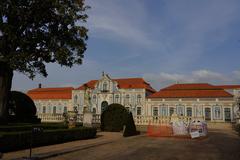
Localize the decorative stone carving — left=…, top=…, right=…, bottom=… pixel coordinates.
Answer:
left=67, top=111, right=78, bottom=128
left=83, top=112, right=93, bottom=127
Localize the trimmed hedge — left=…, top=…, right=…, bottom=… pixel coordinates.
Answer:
left=234, top=123, right=240, bottom=135
left=101, top=103, right=129, bottom=132
left=123, top=112, right=140, bottom=137
left=10, top=91, right=37, bottom=116
left=0, top=127, right=96, bottom=152
left=101, top=103, right=140, bottom=137
left=0, top=123, right=73, bottom=132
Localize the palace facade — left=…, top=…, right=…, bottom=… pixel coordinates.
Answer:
left=27, top=73, right=240, bottom=123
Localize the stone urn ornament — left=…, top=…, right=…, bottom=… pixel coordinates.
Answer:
left=67, top=110, right=78, bottom=128
left=83, top=85, right=93, bottom=127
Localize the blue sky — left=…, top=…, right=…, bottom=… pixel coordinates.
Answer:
left=12, top=0, right=240, bottom=92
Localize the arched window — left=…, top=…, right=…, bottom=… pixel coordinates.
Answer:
left=42, top=106, right=46, bottom=114
left=137, top=94, right=141, bottom=103
left=101, top=101, right=108, bottom=113
left=74, top=95, right=78, bottom=104
left=115, top=95, right=119, bottom=103
left=53, top=106, right=57, bottom=114
left=103, top=82, right=108, bottom=91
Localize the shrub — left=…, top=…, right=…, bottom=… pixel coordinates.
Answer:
left=123, top=112, right=140, bottom=137
left=101, top=103, right=129, bottom=132
left=8, top=91, right=40, bottom=123
left=0, top=123, right=70, bottom=132
left=234, top=124, right=240, bottom=135
left=0, top=127, right=97, bottom=152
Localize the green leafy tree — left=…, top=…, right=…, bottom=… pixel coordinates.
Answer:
left=0, top=0, right=89, bottom=123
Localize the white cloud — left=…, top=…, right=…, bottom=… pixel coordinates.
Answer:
left=144, top=69, right=236, bottom=90
left=154, top=0, right=240, bottom=70
left=86, top=0, right=156, bottom=48
left=233, top=70, right=240, bottom=80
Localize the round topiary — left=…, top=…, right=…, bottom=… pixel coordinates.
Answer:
left=8, top=91, right=37, bottom=120
left=100, top=103, right=129, bottom=132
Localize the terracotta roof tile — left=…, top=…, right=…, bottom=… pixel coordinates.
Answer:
left=76, top=78, right=156, bottom=92
left=161, top=83, right=219, bottom=90
left=27, top=87, right=73, bottom=100
left=217, top=85, right=240, bottom=89
left=148, top=83, right=233, bottom=98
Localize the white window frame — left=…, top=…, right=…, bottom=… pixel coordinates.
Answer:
left=115, top=95, right=120, bottom=103
left=125, top=94, right=130, bottom=104
left=53, top=106, right=57, bottom=114
left=186, top=107, right=192, bottom=117
left=153, top=106, right=158, bottom=116
left=160, top=105, right=168, bottom=116
left=42, top=106, right=46, bottom=114
left=137, top=94, right=141, bottom=104
left=74, top=95, right=78, bottom=104
left=213, top=105, right=222, bottom=120
left=137, top=107, right=142, bottom=115
left=176, top=105, right=185, bottom=116
left=103, top=82, right=108, bottom=91
left=195, top=105, right=203, bottom=117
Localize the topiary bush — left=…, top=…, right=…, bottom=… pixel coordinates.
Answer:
left=8, top=91, right=40, bottom=123
left=234, top=123, right=240, bottom=135
left=123, top=112, right=140, bottom=137
left=100, top=103, right=129, bottom=132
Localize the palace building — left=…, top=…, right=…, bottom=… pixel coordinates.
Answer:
left=27, top=73, right=240, bottom=123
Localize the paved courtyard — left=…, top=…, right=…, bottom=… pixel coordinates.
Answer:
left=46, top=126, right=240, bottom=160
left=2, top=124, right=240, bottom=160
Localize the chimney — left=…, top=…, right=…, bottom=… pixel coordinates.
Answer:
left=38, top=83, right=42, bottom=88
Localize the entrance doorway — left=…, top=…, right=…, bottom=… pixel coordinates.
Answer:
left=101, top=101, right=108, bottom=113
left=224, top=108, right=231, bottom=122
left=205, top=108, right=211, bottom=121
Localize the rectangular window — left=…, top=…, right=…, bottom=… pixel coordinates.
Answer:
left=186, top=107, right=192, bottom=117
left=177, top=105, right=184, bottom=116
left=213, top=105, right=222, bottom=120
left=64, top=106, right=68, bottom=113
left=115, top=95, right=119, bottom=103
left=195, top=106, right=203, bottom=117
left=160, top=106, right=168, bottom=116
left=137, top=107, right=141, bottom=115
left=169, top=107, right=174, bottom=116
left=42, top=106, right=46, bottom=114
left=153, top=107, right=158, bottom=116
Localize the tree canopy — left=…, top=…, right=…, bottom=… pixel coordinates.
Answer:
left=0, top=0, right=89, bottom=78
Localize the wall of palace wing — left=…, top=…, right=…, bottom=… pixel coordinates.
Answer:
left=146, top=98, right=235, bottom=122
left=34, top=99, right=72, bottom=114
left=71, top=88, right=146, bottom=115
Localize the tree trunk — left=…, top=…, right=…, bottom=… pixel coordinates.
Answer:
left=0, top=62, right=13, bottom=124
